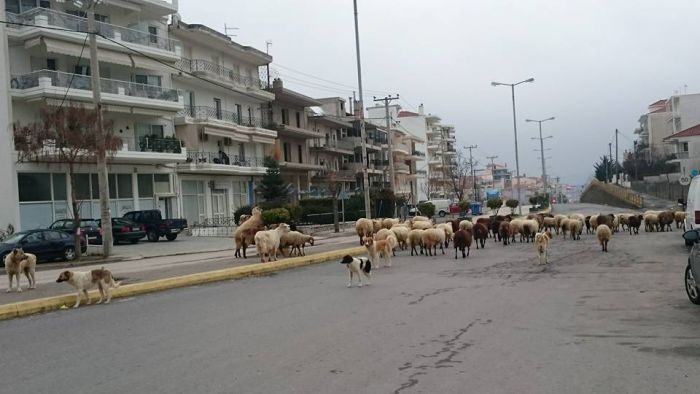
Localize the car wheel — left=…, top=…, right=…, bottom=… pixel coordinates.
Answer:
left=64, top=247, right=76, bottom=261
left=130, top=239, right=139, bottom=244
left=147, top=229, right=159, bottom=242
left=165, top=233, right=178, bottom=241
left=439, top=211, right=446, bottom=217
left=685, top=265, right=700, bottom=305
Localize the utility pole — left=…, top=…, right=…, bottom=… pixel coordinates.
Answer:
left=373, top=95, right=399, bottom=197
left=265, top=40, right=272, bottom=88
left=464, top=145, right=478, bottom=201
left=615, top=128, right=619, bottom=184
left=353, top=0, right=371, bottom=218
left=86, top=1, right=113, bottom=256
left=487, top=155, right=498, bottom=189
left=526, top=117, right=554, bottom=199
left=608, top=142, right=613, bottom=184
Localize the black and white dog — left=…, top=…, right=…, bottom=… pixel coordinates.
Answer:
left=340, top=255, right=372, bottom=287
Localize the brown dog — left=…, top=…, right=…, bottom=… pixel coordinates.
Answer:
left=4, top=248, right=36, bottom=292
left=56, top=268, right=120, bottom=308
left=364, top=236, right=393, bottom=268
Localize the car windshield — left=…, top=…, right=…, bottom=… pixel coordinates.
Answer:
left=1, top=232, right=26, bottom=244
left=80, top=220, right=98, bottom=227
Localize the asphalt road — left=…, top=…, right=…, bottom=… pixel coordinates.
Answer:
left=2, top=209, right=699, bottom=393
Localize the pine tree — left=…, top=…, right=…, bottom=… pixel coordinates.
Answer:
left=257, top=156, right=291, bottom=205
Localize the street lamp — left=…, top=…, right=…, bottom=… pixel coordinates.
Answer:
left=491, top=77, right=535, bottom=215
left=526, top=117, right=555, bottom=201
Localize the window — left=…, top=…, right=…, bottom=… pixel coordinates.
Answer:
left=107, top=174, right=117, bottom=199
left=232, top=181, right=249, bottom=211
left=117, top=174, right=133, bottom=198
left=46, top=59, right=56, bottom=71
left=44, top=230, right=62, bottom=241
left=95, top=14, right=109, bottom=23
left=281, top=108, right=289, bottom=125
left=214, top=98, right=222, bottom=119
left=134, top=75, right=161, bottom=86
left=682, top=142, right=689, bottom=152
left=183, top=91, right=195, bottom=115
left=18, top=173, right=51, bottom=202
left=154, top=174, right=170, bottom=194
left=238, top=143, right=245, bottom=159
left=20, top=0, right=36, bottom=11
left=66, top=9, right=87, bottom=18
left=74, top=65, right=90, bottom=76
left=181, top=180, right=205, bottom=225
left=283, top=142, right=290, bottom=162
left=235, top=104, right=242, bottom=123
left=52, top=173, right=66, bottom=200
left=298, top=145, right=303, bottom=163
left=148, top=26, right=158, bottom=44
left=6, top=0, right=20, bottom=13
left=137, top=174, right=154, bottom=197
left=296, top=111, right=301, bottom=128
left=24, top=232, right=43, bottom=244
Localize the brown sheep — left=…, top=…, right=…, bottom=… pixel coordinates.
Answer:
left=234, top=207, right=264, bottom=259
left=473, top=223, right=489, bottom=249
left=675, top=211, right=687, bottom=229
left=628, top=214, right=642, bottom=235
left=657, top=211, right=674, bottom=232
left=453, top=229, right=472, bottom=259
left=476, top=217, right=492, bottom=238
left=499, top=221, right=511, bottom=246
left=490, top=219, right=502, bottom=242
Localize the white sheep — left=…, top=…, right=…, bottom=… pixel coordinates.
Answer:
left=522, top=219, right=540, bottom=243
left=411, top=220, right=433, bottom=231
left=459, top=220, right=473, bottom=231
left=569, top=219, right=583, bottom=240
left=280, top=231, right=314, bottom=257
left=391, top=226, right=410, bottom=250
left=589, top=214, right=599, bottom=229
left=355, top=218, right=374, bottom=245
left=421, top=228, right=445, bottom=256
left=643, top=213, right=659, bottom=232
left=412, top=215, right=430, bottom=222
left=408, top=229, right=425, bottom=256
left=554, top=214, right=568, bottom=234
left=382, top=218, right=400, bottom=229
left=543, top=217, right=556, bottom=231
left=254, top=223, right=291, bottom=263
left=675, top=211, right=687, bottom=229
left=509, top=219, right=525, bottom=242
left=559, top=218, right=571, bottom=239
left=596, top=224, right=612, bottom=252
left=372, top=219, right=384, bottom=233
left=436, top=223, right=454, bottom=248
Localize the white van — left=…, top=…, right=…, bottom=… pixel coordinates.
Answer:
left=685, top=176, right=700, bottom=230
left=427, top=199, right=451, bottom=217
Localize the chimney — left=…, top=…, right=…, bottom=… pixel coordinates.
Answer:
left=272, top=78, right=283, bottom=90
left=418, top=103, right=424, bottom=115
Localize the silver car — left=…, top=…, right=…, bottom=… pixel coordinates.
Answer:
left=682, top=229, right=700, bottom=304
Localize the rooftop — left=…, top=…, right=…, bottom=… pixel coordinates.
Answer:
left=664, top=123, right=700, bottom=140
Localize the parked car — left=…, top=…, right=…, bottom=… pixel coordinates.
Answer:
left=95, top=218, right=146, bottom=245
left=428, top=199, right=452, bottom=217
left=49, top=219, right=101, bottom=245
left=0, top=229, right=87, bottom=263
left=122, top=210, right=188, bottom=242
left=449, top=203, right=462, bottom=215
left=683, top=229, right=700, bottom=304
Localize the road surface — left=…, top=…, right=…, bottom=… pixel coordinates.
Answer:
left=1, top=213, right=698, bottom=393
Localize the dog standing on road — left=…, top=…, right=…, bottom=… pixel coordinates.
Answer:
left=56, top=268, right=120, bottom=308
left=340, top=255, right=371, bottom=287
left=534, top=231, right=552, bottom=265
left=4, top=248, right=36, bottom=292
left=364, top=236, right=393, bottom=268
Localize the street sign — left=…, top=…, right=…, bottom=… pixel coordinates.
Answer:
left=680, top=176, right=692, bottom=186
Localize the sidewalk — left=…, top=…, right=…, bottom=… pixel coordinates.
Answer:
left=1, top=233, right=360, bottom=305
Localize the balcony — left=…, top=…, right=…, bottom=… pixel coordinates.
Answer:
left=177, top=58, right=273, bottom=100
left=312, top=169, right=356, bottom=182
left=31, top=136, right=187, bottom=164
left=392, top=142, right=411, bottom=156
left=310, top=139, right=354, bottom=155
left=177, top=106, right=276, bottom=143
left=348, top=162, right=382, bottom=175
left=178, top=152, right=266, bottom=175
left=6, top=8, right=181, bottom=59
left=11, top=70, right=183, bottom=112
left=394, top=163, right=410, bottom=174
left=348, top=136, right=382, bottom=152
left=279, top=161, right=324, bottom=171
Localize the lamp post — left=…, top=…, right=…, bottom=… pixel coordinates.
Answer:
left=491, top=78, right=534, bottom=215
left=526, top=116, right=554, bottom=200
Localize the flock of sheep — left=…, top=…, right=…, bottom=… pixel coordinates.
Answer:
left=230, top=205, right=687, bottom=264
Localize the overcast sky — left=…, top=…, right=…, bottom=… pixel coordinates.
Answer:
left=180, top=0, right=700, bottom=185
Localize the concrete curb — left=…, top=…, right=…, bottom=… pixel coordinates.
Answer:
left=0, top=246, right=366, bottom=322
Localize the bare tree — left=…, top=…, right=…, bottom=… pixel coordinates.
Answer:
left=321, top=171, right=343, bottom=233
left=13, top=105, right=121, bottom=259
left=420, top=177, right=436, bottom=200
left=444, top=150, right=471, bottom=202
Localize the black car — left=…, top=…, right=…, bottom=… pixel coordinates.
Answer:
left=122, top=210, right=188, bottom=242
left=49, top=219, right=101, bottom=245
left=0, top=229, right=87, bottom=263
left=96, top=218, right=146, bottom=245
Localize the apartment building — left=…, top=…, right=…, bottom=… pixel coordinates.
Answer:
left=3, top=0, right=188, bottom=230
left=169, top=19, right=275, bottom=225
left=663, top=124, right=700, bottom=177
left=426, top=118, right=457, bottom=199
left=637, top=94, right=700, bottom=160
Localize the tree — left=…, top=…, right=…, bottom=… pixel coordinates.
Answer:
left=257, top=156, right=292, bottom=207
left=487, top=198, right=503, bottom=213
left=417, top=201, right=436, bottom=218
left=420, top=178, right=436, bottom=200
left=13, top=105, right=121, bottom=260
left=319, top=171, right=343, bottom=233
left=622, top=145, right=675, bottom=181
left=505, top=199, right=519, bottom=214
left=593, top=156, right=612, bottom=183
left=444, top=150, right=471, bottom=202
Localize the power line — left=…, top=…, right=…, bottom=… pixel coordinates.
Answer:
left=58, top=32, right=90, bottom=108
left=273, top=62, right=391, bottom=94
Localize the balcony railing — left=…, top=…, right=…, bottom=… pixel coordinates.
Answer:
left=7, top=8, right=180, bottom=52
left=412, top=150, right=426, bottom=157
left=179, top=106, right=269, bottom=128
left=186, top=151, right=264, bottom=167
left=676, top=151, right=690, bottom=159
left=177, top=58, right=267, bottom=90
left=11, top=70, right=180, bottom=102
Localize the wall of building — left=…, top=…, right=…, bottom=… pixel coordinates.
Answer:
left=0, top=10, right=20, bottom=230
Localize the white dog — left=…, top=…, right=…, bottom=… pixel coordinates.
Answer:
left=56, top=268, right=120, bottom=308
left=340, top=255, right=372, bottom=287
left=4, top=248, right=36, bottom=292
left=534, top=231, right=552, bottom=265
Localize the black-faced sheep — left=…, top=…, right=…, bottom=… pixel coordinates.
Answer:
left=453, top=229, right=472, bottom=259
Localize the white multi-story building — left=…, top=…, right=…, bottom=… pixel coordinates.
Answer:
left=169, top=19, right=275, bottom=225
left=425, top=116, right=457, bottom=199
left=3, top=0, right=189, bottom=230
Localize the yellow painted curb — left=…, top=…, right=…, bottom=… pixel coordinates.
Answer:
left=0, top=246, right=366, bottom=322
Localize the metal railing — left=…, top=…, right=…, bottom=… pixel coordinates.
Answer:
left=11, top=70, right=180, bottom=102
left=412, top=150, right=426, bottom=157
left=177, top=58, right=267, bottom=89
left=179, top=106, right=269, bottom=128
left=393, top=142, right=411, bottom=153
left=118, top=136, right=183, bottom=153
left=186, top=151, right=264, bottom=167
left=7, top=8, right=180, bottom=52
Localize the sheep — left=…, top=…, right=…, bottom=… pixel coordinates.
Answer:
left=522, top=219, right=540, bottom=243
left=527, top=213, right=544, bottom=228
left=569, top=219, right=583, bottom=240
left=449, top=219, right=462, bottom=233
left=585, top=216, right=592, bottom=234
left=436, top=223, right=454, bottom=248
left=675, top=211, right=687, bottom=229
left=408, top=229, right=425, bottom=256
left=238, top=214, right=251, bottom=224
left=618, top=213, right=632, bottom=231
left=559, top=218, right=571, bottom=239
left=643, top=213, right=659, bottom=232
left=628, top=214, right=642, bottom=235
left=476, top=217, right=492, bottom=237
left=596, top=224, right=612, bottom=252
left=453, top=229, right=472, bottom=259
left=411, top=220, right=434, bottom=231
left=473, top=223, right=488, bottom=249
left=612, top=215, right=620, bottom=233
left=499, top=221, right=511, bottom=245
left=657, top=211, right=674, bottom=232
left=412, top=215, right=430, bottom=222
left=589, top=214, right=599, bottom=230
left=459, top=220, right=473, bottom=231
left=355, top=218, right=374, bottom=245
left=490, top=219, right=502, bottom=242
left=421, top=228, right=445, bottom=256
left=280, top=231, right=314, bottom=256
left=543, top=217, right=556, bottom=232
left=234, top=207, right=264, bottom=259
left=554, top=215, right=568, bottom=234
left=569, top=213, right=585, bottom=223
left=391, top=225, right=410, bottom=250
left=597, top=213, right=615, bottom=229
left=382, top=218, right=400, bottom=229
left=254, top=223, right=291, bottom=263
left=509, top=219, right=525, bottom=243
left=372, top=219, right=384, bottom=234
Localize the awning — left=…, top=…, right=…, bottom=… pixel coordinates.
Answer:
left=40, top=38, right=133, bottom=67
left=251, top=135, right=276, bottom=144
left=130, top=55, right=173, bottom=72
left=203, top=127, right=250, bottom=142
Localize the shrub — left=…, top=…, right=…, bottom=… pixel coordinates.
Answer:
left=233, top=205, right=252, bottom=225
left=458, top=200, right=470, bottom=213
left=284, top=203, right=302, bottom=223
left=505, top=199, right=519, bottom=214
left=417, top=202, right=436, bottom=218
left=486, top=198, right=503, bottom=213
left=261, top=208, right=291, bottom=226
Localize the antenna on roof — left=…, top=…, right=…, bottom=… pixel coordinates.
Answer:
left=224, top=23, right=239, bottom=38
left=266, top=40, right=272, bottom=54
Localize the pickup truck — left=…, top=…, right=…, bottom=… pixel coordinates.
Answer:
left=122, top=210, right=188, bottom=242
